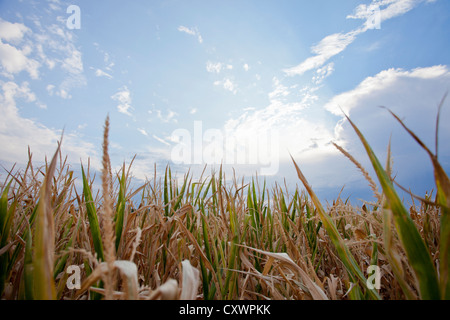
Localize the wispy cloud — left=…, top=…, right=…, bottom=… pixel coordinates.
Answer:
left=268, top=77, right=290, bottom=101
left=153, top=134, right=171, bottom=146
left=214, top=78, right=237, bottom=94
left=56, top=88, right=71, bottom=99
left=0, top=79, right=99, bottom=168
left=221, top=64, right=450, bottom=186
left=94, top=68, right=113, bottom=79
left=206, top=61, right=233, bottom=74
left=47, top=0, right=62, bottom=12
left=312, top=62, right=335, bottom=85
left=155, top=109, right=178, bottom=123
left=61, top=46, right=83, bottom=75
left=284, top=29, right=362, bottom=76
left=206, top=61, right=222, bottom=73
left=347, top=0, right=433, bottom=28
left=46, top=84, right=55, bottom=95
left=20, top=11, right=88, bottom=98
left=177, top=25, right=203, bottom=44
left=220, top=78, right=328, bottom=170
left=219, top=0, right=443, bottom=184
left=285, top=0, right=431, bottom=77
left=137, top=128, right=148, bottom=136
left=111, top=86, right=133, bottom=116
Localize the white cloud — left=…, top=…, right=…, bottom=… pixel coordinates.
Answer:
left=206, top=61, right=233, bottom=73
left=0, top=80, right=99, bottom=168
left=178, top=25, right=203, bottom=44
left=0, top=19, right=40, bottom=79
left=312, top=62, right=335, bottom=84
left=46, top=84, right=55, bottom=95
left=268, top=77, right=290, bottom=100
left=190, top=108, right=198, bottom=114
left=219, top=64, right=450, bottom=190
left=94, top=68, right=113, bottom=79
left=0, top=41, right=40, bottom=79
left=243, top=64, right=249, bottom=71
left=137, top=128, right=148, bottom=136
left=284, top=29, right=362, bottom=76
left=177, top=26, right=196, bottom=36
left=111, top=86, right=133, bottom=116
left=324, top=65, right=450, bottom=116
left=48, top=0, right=62, bottom=11
left=218, top=79, right=328, bottom=175
left=153, top=134, right=171, bottom=146
left=285, top=0, right=431, bottom=77
left=0, top=19, right=30, bottom=43
left=93, top=44, right=115, bottom=73
left=348, top=0, right=431, bottom=29
left=206, top=61, right=222, bottom=73
left=220, top=99, right=335, bottom=177
left=214, top=78, right=237, bottom=94
left=29, top=21, right=87, bottom=96
left=56, top=88, right=71, bottom=99
left=317, top=65, right=450, bottom=197
left=223, top=79, right=236, bottom=93
left=156, top=109, right=178, bottom=123
left=62, top=48, right=83, bottom=75
left=36, top=102, right=47, bottom=109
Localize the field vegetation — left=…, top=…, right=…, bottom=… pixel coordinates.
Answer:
left=0, top=105, right=449, bottom=300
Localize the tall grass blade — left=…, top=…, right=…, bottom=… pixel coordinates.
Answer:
left=81, top=165, right=104, bottom=262
left=164, top=166, right=169, bottom=217
left=0, top=180, right=13, bottom=296
left=344, top=112, right=440, bottom=300
left=32, top=141, right=61, bottom=300
left=23, top=222, right=34, bottom=300
left=115, top=165, right=126, bottom=252
left=290, top=155, right=380, bottom=300
left=383, top=106, right=450, bottom=299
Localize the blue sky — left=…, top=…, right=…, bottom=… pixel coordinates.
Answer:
left=1, top=0, right=449, bottom=203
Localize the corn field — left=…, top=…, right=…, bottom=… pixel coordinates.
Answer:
left=0, top=107, right=449, bottom=300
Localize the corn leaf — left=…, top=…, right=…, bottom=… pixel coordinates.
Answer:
left=81, top=165, right=104, bottom=262
left=345, top=113, right=440, bottom=300
left=291, top=155, right=381, bottom=300
left=32, top=142, right=60, bottom=300
left=115, top=166, right=126, bottom=252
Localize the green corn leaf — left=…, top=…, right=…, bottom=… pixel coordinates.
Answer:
left=382, top=206, right=417, bottom=300
left=0, top=180, right=13, bottom=296
left=291, top=155, right=381, bottom=300
left=345, top=113, right=440, bottom=300
left=0, top=180, right=12, bottom=239
left=384, top=107, right=450, bottom=300
left=81, top=165, right=104, bottom=262
left=53, top=216, right=79, bottom=280
left=32, top=142, right=60, bottom=300
left=173, top=171, right=189, bottom=213
left=23, top=222, right=34, bottom=300
left=164, top=166, right=169, bottom=217
left=115, top=166, right=126, bottom=252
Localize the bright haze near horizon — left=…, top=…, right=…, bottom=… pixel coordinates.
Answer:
left=0, top=0, right=449, bottom=204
